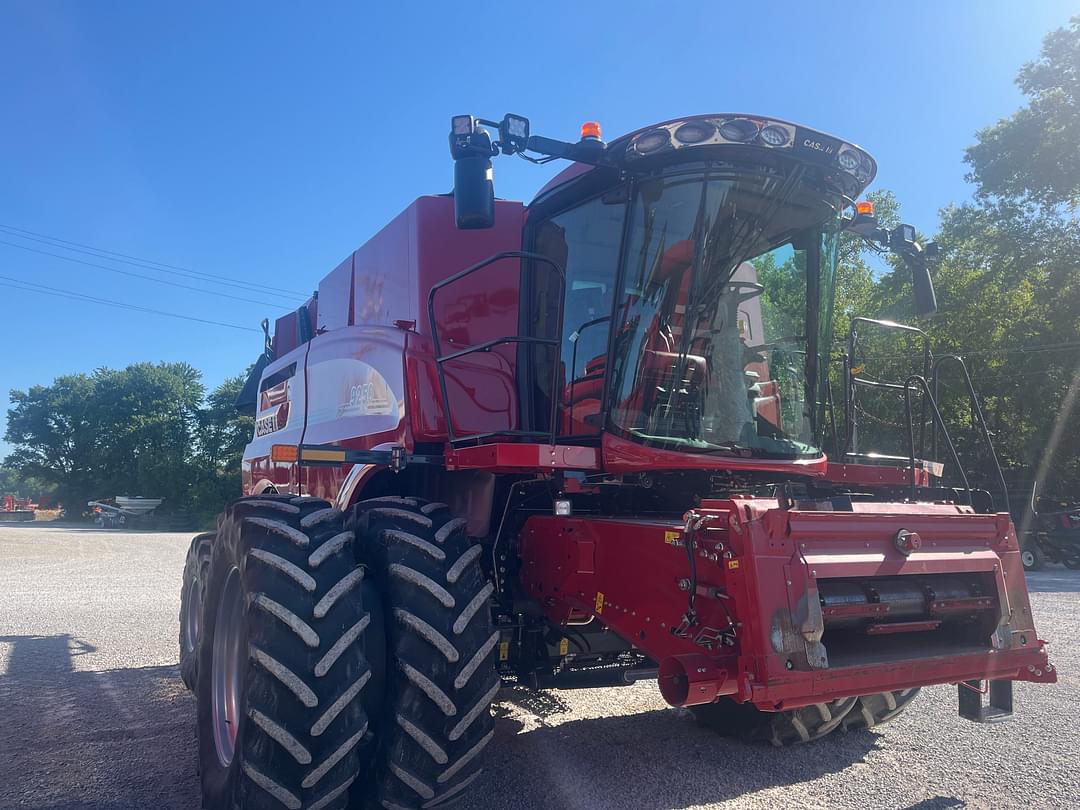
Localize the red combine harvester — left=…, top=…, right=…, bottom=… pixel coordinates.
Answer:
left=180, top=113, right=1056, bottom=810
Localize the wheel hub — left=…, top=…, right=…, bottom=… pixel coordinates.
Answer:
left=211, top=566, right=244, bottom=767
left=183, top=576, right=203, bottom=654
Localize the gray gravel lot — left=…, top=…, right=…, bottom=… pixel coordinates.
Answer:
left=0, top=525, right=1077, bottom=810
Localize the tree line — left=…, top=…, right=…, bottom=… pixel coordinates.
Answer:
left=2, top=363, right=252, bottom=525
left=3, top=16, right=1079, bottom=516
left=831, top=16, right=1080, bottom=500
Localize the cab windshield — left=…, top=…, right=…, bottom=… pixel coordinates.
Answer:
left=607, top=168, right=843, bottom=458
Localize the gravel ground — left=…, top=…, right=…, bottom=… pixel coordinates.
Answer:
left=0, top=524, right=1077, bottom=810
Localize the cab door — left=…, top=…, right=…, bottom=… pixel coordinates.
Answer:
left=525, top=192, right=627, bottom=439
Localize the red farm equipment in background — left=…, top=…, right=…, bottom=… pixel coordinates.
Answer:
left=1, top=495, right=36, bottom=522
left=178, top=112, right=1056, bottom=810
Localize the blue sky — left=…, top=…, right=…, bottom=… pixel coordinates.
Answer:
left=0, top=1, right=1075, bottom=457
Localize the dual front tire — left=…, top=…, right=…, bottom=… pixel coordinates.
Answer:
left=181, top=495, right=499, bottom=810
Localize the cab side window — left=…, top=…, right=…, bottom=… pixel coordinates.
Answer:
left=529, top=194, right=626, bottom=438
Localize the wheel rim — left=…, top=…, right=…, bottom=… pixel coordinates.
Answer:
left=183, top=576, right=203, bottom=653
left=212, top=566, right=243, bottom=767
left=1022, top=550, right=1035, bottom=568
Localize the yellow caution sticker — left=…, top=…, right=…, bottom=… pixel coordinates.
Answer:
left=728, top=559, right=740, bottom=570
left=664, top=530, right=681, bottom=545
left=559, top=637, right=569, bottom=656
left=594, top=591, right=605, bottom=614
left=498, top=641, right=509, bottom=662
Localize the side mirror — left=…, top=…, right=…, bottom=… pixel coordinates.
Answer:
left=449, top=116, right=496, bottom=229
left=911, top=260, right=937, bottom=316
left=889, top=224, right=937, bottom=316
left=453, top=156, right=495, bottom=229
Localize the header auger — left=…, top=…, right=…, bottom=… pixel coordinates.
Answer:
left=180, top=111, right=1055, bottom=810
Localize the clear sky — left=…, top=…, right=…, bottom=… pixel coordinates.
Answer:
left=1, top=1, right=1075, bottom=457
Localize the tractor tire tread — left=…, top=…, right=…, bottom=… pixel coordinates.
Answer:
left=841, top=687, right=921, bottom=732
left=349, top=497, right=498, bottom=810
left=197, top=495, right=369, bottom=810
left=692, top=695, right=857, bottom=746
left=179, top=532, right=215, bottom=690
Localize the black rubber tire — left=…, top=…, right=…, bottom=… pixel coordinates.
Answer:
left=349, top=496, right=500, bottom=810
left=691, top=695, right=858, bottom=746
left=1021, top=538, right=1045, bottom=572
left=841, top=688, right=921, bottom=731
left=197, top=495, right=371, bottom=810
left=1063, top=552, right=1080, bottom=570
left=179, top=532, right=215, bottom=690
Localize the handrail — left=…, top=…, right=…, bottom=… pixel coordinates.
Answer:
left=932, top=354, right=1010, bottom=512
left=844, top=316, right=932, bottom=460
left=903, top=375, right=971, bottom=504
left=426, top=251, right=565, bottom=445
left=567, top=315, right=612, bottom=417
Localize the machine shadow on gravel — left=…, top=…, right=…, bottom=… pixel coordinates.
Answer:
left=0, top=633, right=199, bottom=810
left=465, top=698, right=881, bottom=810
left=1023, top=569, right=1080, bottom=594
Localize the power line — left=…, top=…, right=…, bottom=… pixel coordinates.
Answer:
left=0, top=223, right=310, bottom=300
left=1, top=228, right=308, bottom=304
left=0, top=240, right=293, bottom=310
left=0, top=275, right=259, bottom=332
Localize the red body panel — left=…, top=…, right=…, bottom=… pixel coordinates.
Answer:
left=244, top=195, right=525, bottom=496
left=445, top=443, right=600, bottom=473
left=602, top=432, right=829, bottom=477
left=824, top=462, right=931, bottom=488
left=518, top=500, right=1054, bottom=709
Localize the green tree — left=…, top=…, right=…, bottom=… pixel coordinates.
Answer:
left=835, top=19, right=1080, bottom=497
left=947, top=16, right=1080, bottom=496
left=190, top=373, right=254, bottom=522
left=4, top=362, right=254, bottom=522
left=4, top=373, right=101, bottom=509
left=965, top=15, right=1080, bottom=208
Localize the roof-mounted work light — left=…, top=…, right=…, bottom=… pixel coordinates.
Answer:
left=451, top=115, right=475, bottom=136
left=890, top=224, right=919, bottom=255
left=499, top=113, right=530, bottom=154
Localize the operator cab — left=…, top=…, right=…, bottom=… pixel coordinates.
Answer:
left=525, top=157, right=844, bottom=464
left=445, top=113, right=937, bottom=475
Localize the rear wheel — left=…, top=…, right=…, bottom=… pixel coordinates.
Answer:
left=1021, top=538, right=1044, bottom=571
left=179, top=532, right=215, bottom=690
left=841, top=688, right=921, bottom=731
left=691, top=695, right=858, bottom=746
left=197, top=495, right=371, bottom=810
left=349, top=496, right=500, bottom=809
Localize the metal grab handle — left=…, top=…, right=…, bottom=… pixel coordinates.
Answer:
left=426, top=251, right=565, bottom=445
left=932, top=354, right=1009, bottom=513
left=903, top=374, right=970, bottom=503
left=844, top=317, right=933, bottom=460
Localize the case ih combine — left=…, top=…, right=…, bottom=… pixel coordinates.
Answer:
left=179, top=112, right=1056, bottom=810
